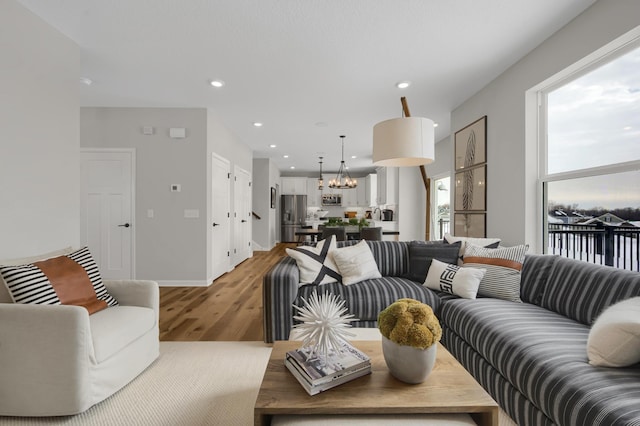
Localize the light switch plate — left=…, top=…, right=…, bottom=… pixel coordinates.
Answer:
left=170, top=184, right=181, bottom=192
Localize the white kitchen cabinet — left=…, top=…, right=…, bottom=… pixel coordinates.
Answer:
left=281, top=177, right=307, bottom=195
left=342, top=187, right=358, bottom=207
left=364, top=174, right=376, bottom=207
left=375, top=167, right=398, bottom=205
left=306, top=178, right=322, bottom=206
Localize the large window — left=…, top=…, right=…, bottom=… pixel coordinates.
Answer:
left=542, top=44, right=640, bottom=270
left=432, top=176, right=450, bottom=240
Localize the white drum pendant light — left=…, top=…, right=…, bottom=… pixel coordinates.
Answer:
left=373, top=116, right=435, bottom=167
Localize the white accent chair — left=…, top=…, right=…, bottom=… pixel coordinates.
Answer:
left=0, top=249, right=159, bottom=417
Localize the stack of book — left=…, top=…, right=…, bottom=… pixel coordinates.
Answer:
left=284, top=341, right=371, bottom=395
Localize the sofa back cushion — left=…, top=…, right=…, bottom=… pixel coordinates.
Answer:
left=540, top=256, right=640, bottom=325
left=519, top=254, right=560, bottom=304
left=366, top=240, right=410, bottom=277
left=406, top=241, right=461, bottom=283
left=337, top=240, right=409, bottom=277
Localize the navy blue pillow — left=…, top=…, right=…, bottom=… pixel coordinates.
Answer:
left=406, top=241, right=462, bottom=283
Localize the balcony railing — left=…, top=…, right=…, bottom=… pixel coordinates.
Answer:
left=438, top=218, right=450, bottom=240
left=547, top=223, right=640, bottom=271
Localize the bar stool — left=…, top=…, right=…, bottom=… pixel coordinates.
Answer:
left=360, top=227, right=383, bottom=241
left=297, top=225, right=313, bottom=245
left=321, top=227, right=347, bottom=242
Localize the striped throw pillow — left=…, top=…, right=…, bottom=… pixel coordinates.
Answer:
left=0, top=247, right=118, bottom=314
left=463, top=244, right=529, bottom=302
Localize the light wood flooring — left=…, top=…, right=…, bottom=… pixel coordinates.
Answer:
left=159, top=243, right=294, bottom=341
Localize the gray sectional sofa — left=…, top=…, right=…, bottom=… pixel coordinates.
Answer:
left=263, top=240, right=640, bottom=426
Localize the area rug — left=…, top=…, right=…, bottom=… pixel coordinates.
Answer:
left=0, top=342, right=272, bottom=426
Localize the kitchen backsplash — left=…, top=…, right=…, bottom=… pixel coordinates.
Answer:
left=307, top=205, right=396, bottom=221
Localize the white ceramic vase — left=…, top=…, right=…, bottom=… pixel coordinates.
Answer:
left=381, top=335, right=437, bottom=384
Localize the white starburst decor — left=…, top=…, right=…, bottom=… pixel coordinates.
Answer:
left=292, top=291, right=357, bottom=365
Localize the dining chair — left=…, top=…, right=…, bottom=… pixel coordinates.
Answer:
left=321, top=227, right=347, bottom=242
left=359, top=226, right=383, bottom=241
left=297, top=225, right=313, bottom=245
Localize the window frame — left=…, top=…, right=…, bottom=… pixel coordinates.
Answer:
left=538, top=39, right=640, bottom=253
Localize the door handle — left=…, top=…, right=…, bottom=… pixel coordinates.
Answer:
left=241, top=219, right=247, bottom=223
left=212, top=222, right=219, bottom=227
left=118, top=223, right=130, bottom=228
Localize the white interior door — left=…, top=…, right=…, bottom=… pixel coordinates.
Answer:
left=80, top=149, right=134, bottom=279
left=233, top=166, right=252, bottom=265
left=211, top=153, right=231, bottom=281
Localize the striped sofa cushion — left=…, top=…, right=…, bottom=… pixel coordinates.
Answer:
left=295, top=276, right=441, bottom=322
left=263, top=256, right=300, bottom=342
left=443, top=329, right=554, bottom=426
left=541, top=256, right=640, bottom=325
left=440, top=298, right=640, bottom=426
left=519, top=254, right=560, bottom=305
left=362, top=240, right=410, bottom=277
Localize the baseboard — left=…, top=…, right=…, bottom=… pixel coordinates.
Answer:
left=252, top=242, right=277, bottom=251
left=156, top=280, right=213, bottom=287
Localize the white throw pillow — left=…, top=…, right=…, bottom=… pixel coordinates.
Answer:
left=332, top=240, right=382, bottom=285
left=587, top=297, right=640, bottom=367
left=424, top=259, right=485, bottom=299
left=285, top=236, right=341, bottom=285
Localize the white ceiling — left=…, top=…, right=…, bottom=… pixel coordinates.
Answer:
left=18, top=0, right=596, bottom=175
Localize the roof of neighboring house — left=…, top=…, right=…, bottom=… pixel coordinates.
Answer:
left=596, top=213, right=626, bottom=223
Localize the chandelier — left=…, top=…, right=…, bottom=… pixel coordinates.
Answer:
left=328, top=135, right=357, bottom=189
left=317, top=157, right=324, bottom=190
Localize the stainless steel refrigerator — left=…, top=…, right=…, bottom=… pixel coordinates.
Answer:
left=281, top=195, right=307, bottom=242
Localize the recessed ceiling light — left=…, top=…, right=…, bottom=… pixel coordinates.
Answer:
left=396, top=81, right=411, bottom=89
left=351, top=155, right=357, bottom=159
left=253, top=122, right=263, bottom=127
left=209, top=80, right=225, bottom=88
left=433, top=123, right=439, bottom=128
left=80, top=77, right=93, bottom=86
left=290, top=166, right=295, bottom=169
left=269, top=144, right=276, bottom=148
left=283, top=155, right=289, bottom=158
left=623, top=126, right=632, bottom=130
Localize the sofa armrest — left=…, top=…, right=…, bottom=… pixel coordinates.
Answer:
left=0, top=303, right=93, bottom=415
left=104, top=280, right=159, bottom=325
left=104, top=279, right=158, bottom=310
left=263, top=257, right=300, bottom=343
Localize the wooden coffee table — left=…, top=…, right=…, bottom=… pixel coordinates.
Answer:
left=254, top=340, right=498, bottom=426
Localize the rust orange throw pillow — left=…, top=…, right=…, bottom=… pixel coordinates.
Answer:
left=0, top=247, right=118, bottom=314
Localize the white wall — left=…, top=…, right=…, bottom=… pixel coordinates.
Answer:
left=397, top=167, right=426, bottom=241
left=80, top=108, right=253, bottom=283
left=206, top=111, right=254, bottom=275
left=426, top=137, right=453, bottom=180
left=451, top=0, right=640, bottom=251
left=80, top=107, right=209, bottom=282
left=0, top=1, right=80, bottom=259
left=252, top=158, right=281, bottom=250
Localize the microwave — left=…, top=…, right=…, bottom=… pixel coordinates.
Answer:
left=322, top=194, right=342, bottom=206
